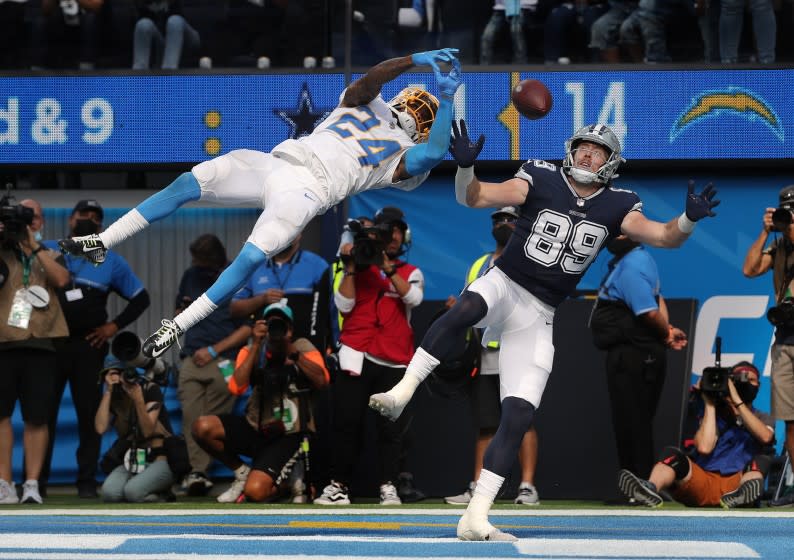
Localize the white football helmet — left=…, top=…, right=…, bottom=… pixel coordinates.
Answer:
left=388, top=87, right=439, bottom=143
left=562, top=124, right=625, bottom=184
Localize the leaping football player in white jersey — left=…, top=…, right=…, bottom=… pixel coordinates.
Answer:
left=59, top=49, right=462, bottom=358
left=370, top=121, right=720, bottom=541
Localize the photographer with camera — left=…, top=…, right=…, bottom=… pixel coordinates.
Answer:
left=743, top=184, right=794, bottom=506
left=40, top=199, right=150, bottom=499
left=192, top=301, right=329, bottom=503
left=95, top=356, right=179, bottom=503
left=314, top=206, right=423, bottom=506
left=1, top=196, right=69, bottom=504
left=618, top=361, right=775, bottom=508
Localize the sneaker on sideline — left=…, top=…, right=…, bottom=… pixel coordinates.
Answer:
left=514, top=483, right=540, bottom=505
left=21, top=480, right=43, bottom=504
left=444, top=481, right=475, bottom=505
left=720, top=478, right=762, bottom=509
left=217, top=466, right=250, bottom=504
left=769, top=488, right=794, bottom=507
left=185, top=472, right=213, bottom=497
left=379, top=482, right=401, bottom=506
left=617, top=469, right=663, bottom=508
left=0, top=480, right=18, bottom=504
left=313, top=481, right=350, bottom=505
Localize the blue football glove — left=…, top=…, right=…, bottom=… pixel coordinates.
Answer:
left=449, top=119, right=485, bottom=168
left=435, top=58, right=461, bottom=99
left=685, top=180, right=720, bottom=221
left=412, top=48, right=460, bottom=73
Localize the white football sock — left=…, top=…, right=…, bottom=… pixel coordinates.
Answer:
left=173, top=294, right=217, bottom=332
left=234, top=463, right=250, bottom=480
left=388, top=347, right=440, bottom=404
left=98, top=208, right=149, bottom=249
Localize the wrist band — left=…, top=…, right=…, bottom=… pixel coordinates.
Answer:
left=385, top=268, right=397, bottom=277
left=207, top=346, right=218, bottom=359
left=677, top=213, right=696, bottom=234
left=735, top=401, right=745, bottom=408
left=455, top=166, right=475, bottom=206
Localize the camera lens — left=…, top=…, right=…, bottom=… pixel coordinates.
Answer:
left=772, top=207, right=793, bottom=231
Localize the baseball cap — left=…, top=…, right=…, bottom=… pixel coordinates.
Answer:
left=374, top=206, right=407, bottom=228
left=779, top=186, right=794, bottom=209
left=72, top=199, right=104, bottom=221
left=263, top=301, right=294, bottom=323
left=491, top=206, right=519, bottom=220
left=99, top=354, right=124, bottom=375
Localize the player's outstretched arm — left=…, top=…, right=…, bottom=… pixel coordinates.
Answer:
left=399, top=60, right=462, bottom=179
left=622, top=180, right=720, bottom=248
left=450, top=119, right=527, bottom=209
left=341, top=48, right=459, bottom=108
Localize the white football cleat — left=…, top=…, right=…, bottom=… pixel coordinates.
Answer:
left=457, top=512, right=517, bottom=542
left=368, top=392, right=406, bottom=422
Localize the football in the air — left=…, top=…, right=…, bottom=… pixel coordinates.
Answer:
left=511, top=79, right=553, bottom=120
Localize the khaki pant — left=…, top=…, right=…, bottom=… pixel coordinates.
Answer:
left=177, top=356, right=237, bottom=474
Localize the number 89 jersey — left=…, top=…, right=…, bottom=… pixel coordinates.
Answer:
left=495, top=159, right=642, bottom=308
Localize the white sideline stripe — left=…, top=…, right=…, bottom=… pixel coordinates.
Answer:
left=2, top=507, right=794, bottom=518
left=517, top=539, right=759, bottom=558
left=0, top=535, right=126, bottom=549
left=0, top=556, right=527, bottom=560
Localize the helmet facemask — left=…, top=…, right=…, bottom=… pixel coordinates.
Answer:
left=388, top=87, right=439, bottom=143
left=562, top=124, right=625, bottom=184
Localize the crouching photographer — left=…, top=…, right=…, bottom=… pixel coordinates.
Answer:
left=617, top=361, right=775, bottom=508
left=95, top=353, right=183, bottom=503
left=191, top=302, right=329, bottom=503
left=744, top=184, right=794, bottom=506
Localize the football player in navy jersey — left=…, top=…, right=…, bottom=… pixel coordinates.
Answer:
left=371, top=121, right=719, bottom=541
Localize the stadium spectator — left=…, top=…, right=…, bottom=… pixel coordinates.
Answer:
left=41, top=199, right=150, bottom=499
left=192, top=302, right=330, bottom=503
left=719, top=0, right=775, bottom=63
left=544, top=0, right=609, bottom=64
left=589, top=235, right=687, bottom=481
left=444, top=206, right=540, bottom=507
left=742, top=187, right=794, bottom=506
left=175, top=234, right=249, bottom=496
left=480, top=0, right=546, bottom=64
left=314, top=207, right=423, bottom=506
left=0, top=198, right=70, bottom=505
left=618, top=361, right=774, bottom=508
left=590, top=0, right=638, bottom=61
left=31, top=0, right=106, bottom=70
left=132, top=0, right=201, bottom=69
left=95, top=357, right=179, bottom=503
left=0, top=0, right=30, bottom=70
left=618, top=0, right=696, bottom=63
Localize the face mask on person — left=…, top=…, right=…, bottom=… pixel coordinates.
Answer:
left=606, top=236, right=640, bottom=256
left=492, top=225, right=513, bottom=246
left=34, top=230, right=43, bottom=242
left=72, top=219, right=100, bottom=236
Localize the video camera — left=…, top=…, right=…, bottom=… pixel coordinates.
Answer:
left=110, top=330, right=171, bottom=386
left=345, top=218, right=391, bottom=267
left=0, top=184, right=34, bottom=245
left=700, top=337, right=757, bottom=402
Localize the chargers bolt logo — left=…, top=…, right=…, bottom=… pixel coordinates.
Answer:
left=670, top=87, right=783, bottom=142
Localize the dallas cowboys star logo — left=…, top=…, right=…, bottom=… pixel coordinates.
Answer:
left=273, top=83, right=332, bottom=139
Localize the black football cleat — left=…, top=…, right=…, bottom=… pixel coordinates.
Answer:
left=58, top=234, right=107, bottom=264
left=142, top=319, right=183, bottom=358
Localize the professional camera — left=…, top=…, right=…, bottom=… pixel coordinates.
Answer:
left=767, top=297, right=794, bottom=328
left=0, top=184, right=34, bottom=245
left=346, top=219, right=391, bottom=267
left=111, top=330, right=170, bottom=386
left=266, top=315, right=289, bottom=342
left=700, top=336, right=732, bottom=397
left=772, top=184, right=794, bottom=232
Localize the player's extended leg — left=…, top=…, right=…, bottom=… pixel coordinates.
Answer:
left=59, top=172, right=201, bottom=264
left=142, top=241, right=267, bottom=357
left=368, top=289, right=488, bottom=421
left=458, top=397, right=535, bottom=542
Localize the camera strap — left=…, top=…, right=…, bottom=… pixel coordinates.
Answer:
left=774, top=241, right=794, bottom=304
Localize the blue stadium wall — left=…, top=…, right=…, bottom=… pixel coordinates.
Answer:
left=3, top=68, right=793, bottom=484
